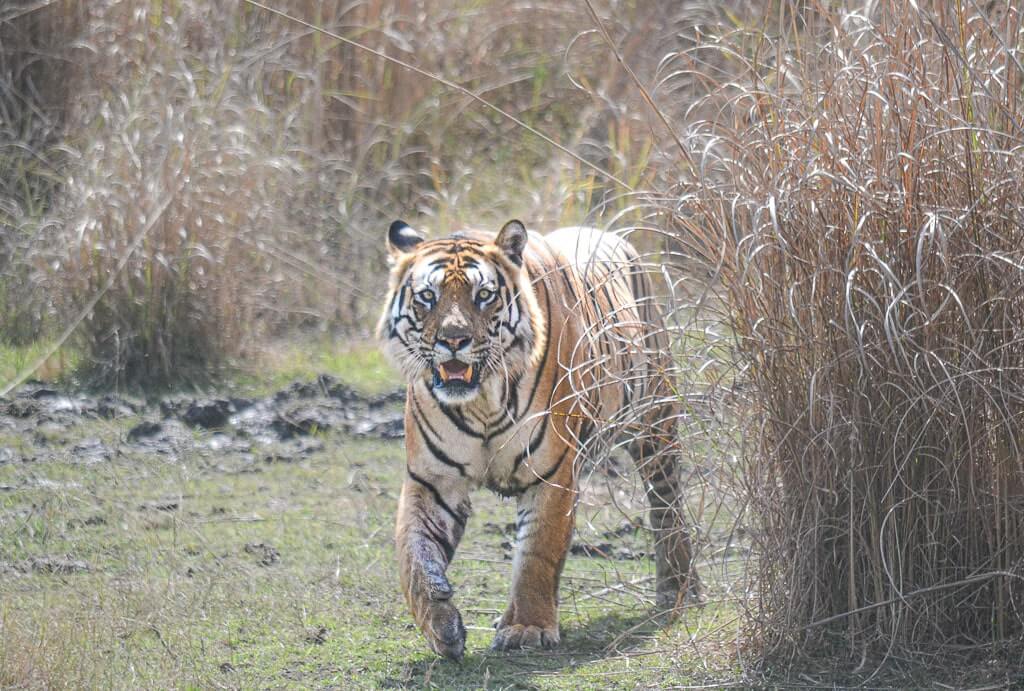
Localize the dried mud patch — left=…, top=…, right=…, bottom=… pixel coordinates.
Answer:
left=0, top=376, right=404, bottom=467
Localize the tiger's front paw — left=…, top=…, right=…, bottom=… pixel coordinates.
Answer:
left=409, top=564, right=467, bottom=660
left=491, top=623, right=560, bottom=651
left=421, top=598, right=467, bottom=661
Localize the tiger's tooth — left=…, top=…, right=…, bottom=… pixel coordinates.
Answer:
left=465, top=364, right=474, bottom=381
left=439, top=366, right=450, bottom=382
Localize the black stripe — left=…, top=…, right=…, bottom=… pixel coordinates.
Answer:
left=558, top=266, right=578, bottom=304
left=506, top=375, right=520, bottom=416
left=427, top=390, right=484, bottom=439
left=487, top=282, right=552, bottom=440
left=515, top=507, right=533, bottom=535
left=414, top=413, right=467, bottom=477
left=487, top=373, right=520, bottom=426
left=416, top=526, right=455, bottom=563
left=463, top=406, right=489, bottom=428
left=388, top=284, right=417, bottom=340
left=502, top=289, right=522, bottom=336
left=598, top=281, right=619, bottom=362
left=407, top=469, right=466, bottom=526
left=389, top=314, right=417, bottom=340
left=421, top=509, right=462, bottom=545
left=512, top=416, right=549, bottom=471
left=385, top=289, right=401, bottom=324
left=525, top=443, right=572, bottom=488
left=496, top=272, right=523, bottom=336
left=425, top=238, right=484, bottom=250
left=411, top=394, right=444, bottom=444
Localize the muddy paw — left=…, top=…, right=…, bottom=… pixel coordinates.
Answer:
left=491, top=623, right=559, bottom=651
left=423, top=599, right=467, bottom=661
left=409, top=561, right=466, bottom=660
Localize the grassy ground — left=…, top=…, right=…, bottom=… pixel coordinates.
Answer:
left=0, top=337, right=398, bottom=397
left=0, top=343, right=77, bottom=388
left=233, top=337, right=401, bottom=397
left=0, top=343, right=743, bottom=690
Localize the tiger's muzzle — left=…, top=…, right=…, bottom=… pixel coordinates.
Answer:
left=431, top=338, right=483, bottom=402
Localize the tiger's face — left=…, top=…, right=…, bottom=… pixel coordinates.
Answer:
left=378, top=219, right=544, bottom=406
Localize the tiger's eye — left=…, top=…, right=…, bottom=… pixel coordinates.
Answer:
left=418, top=289, right=435, bottom=303
left=477, top=288, right=493, bottom=302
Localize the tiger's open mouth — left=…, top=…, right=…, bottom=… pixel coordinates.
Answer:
left=438, top=360, right=473, bottom=383
left=432, top=359, right=481, bottom=395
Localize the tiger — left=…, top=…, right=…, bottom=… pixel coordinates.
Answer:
left=377, top=218, right=700, bottom=660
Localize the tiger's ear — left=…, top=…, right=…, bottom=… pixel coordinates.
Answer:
left=387, top=220, right=424, bottom=256
left=495, top=220, right=527, bottom=266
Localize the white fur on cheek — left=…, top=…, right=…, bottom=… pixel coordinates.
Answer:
left=378, top=279, right=427, bottom=381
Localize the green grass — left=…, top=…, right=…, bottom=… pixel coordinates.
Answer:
left=232, top=337, right=401, bottom=397
left=0, top=342, right=78, bottom=388
left=0, top=415, right=741, bottom=689
left=0, top=336, right=395, bottom=397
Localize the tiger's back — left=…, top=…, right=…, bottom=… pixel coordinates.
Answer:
left=531, top=226, right=675, bottom=435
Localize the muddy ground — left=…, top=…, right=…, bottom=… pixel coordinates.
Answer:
left=0, top=375, right=404, bottom=471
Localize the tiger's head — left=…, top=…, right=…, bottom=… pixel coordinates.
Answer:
left=377, top=219, right=546, bottom=405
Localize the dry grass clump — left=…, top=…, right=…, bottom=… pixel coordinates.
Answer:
left=54, top=0, right=447, bottom=388
left=45, top=0, right=438, bottom=387
left=684, top=0, right=1024, bottom=667
left=55, top=3, right=280, bottom=388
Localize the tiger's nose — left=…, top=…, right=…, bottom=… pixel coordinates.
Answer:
left=440, top=335, right=471, bottom=352
left=438, top=317, right=472, bottom=353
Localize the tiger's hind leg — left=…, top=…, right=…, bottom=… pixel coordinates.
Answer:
left=492, top=457, right=575, bottom=651
left=628, top=403, right=701, bottom=613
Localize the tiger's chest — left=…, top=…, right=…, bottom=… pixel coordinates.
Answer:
left=411, top=378, right=567, bottom=497
left=476, top=415, right=555, bottom=497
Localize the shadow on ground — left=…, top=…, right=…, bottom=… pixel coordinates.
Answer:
left=383, top=611, right=663, bottom=689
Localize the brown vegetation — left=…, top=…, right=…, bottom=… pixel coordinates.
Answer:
left=680, top=0, right=1024, bottom=668
left=0, top=0, right=700, bottom=388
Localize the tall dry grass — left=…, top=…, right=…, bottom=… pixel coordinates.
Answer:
left=1, top=0, right=694, bottom=388
left=0, top=2, right=85, bottom=344
left=674, top=0, right=1024, bottom=667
